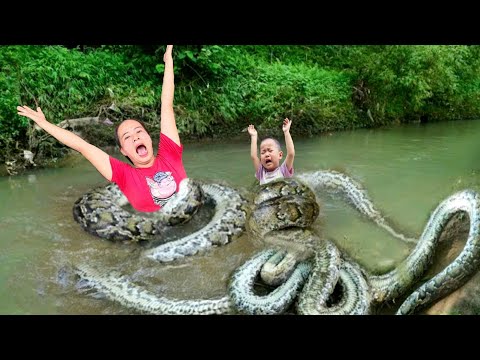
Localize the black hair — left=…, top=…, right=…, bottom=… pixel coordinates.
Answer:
left=260, top=137, right=282, bottom=151
left=114, top=119, right=148, bottom=165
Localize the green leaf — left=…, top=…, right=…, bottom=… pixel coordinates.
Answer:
left=186, top=51, right=196, bottom=62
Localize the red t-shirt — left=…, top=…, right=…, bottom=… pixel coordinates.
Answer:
left=109, top=132, right=187, bottom=212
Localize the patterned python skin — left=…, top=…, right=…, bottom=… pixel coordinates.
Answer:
left=72, top=178, right=248, bottom=315
left=231, top=178, right=371, bottom=315
left=299, top=172, right=480, bottom=314
left=297, top=170, right=417, bottom=244
left=368, top=189, right=480, bottom=315
left=72, top=178, right=205, bottom=241
left=74, top=262, right=235, bottom=315
left=143, top=183, right=248, bottom=262
left=230, top=175, right=480, bottom=315
left=72, top=171, right=480, bottom=315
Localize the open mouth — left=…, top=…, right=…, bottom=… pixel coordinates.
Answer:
left=265, top=159, right=272, bottom=165
left=136, top=144, right=148, bottom=157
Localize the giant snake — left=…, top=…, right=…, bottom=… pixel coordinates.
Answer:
left=71, top=171, right=480, bottom=315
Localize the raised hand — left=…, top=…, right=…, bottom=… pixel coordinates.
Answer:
left=247, top=124, right=257, bottom=137
left=282, top=118, right=292, bottom=133
left=17, top=106, right=47, bottom=125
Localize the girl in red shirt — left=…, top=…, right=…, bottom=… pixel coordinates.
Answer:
left=17, top=45, right=186, bottom=212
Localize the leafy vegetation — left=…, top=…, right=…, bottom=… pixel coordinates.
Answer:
left=2, top=45, right=480, bottom=172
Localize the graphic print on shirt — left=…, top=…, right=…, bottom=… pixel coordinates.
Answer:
left=262, top=167, right=283, bottom=184
left=146, top=171, right=177, bottom=206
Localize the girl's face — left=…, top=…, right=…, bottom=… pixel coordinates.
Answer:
left=118, top=119, right=154, bottom=168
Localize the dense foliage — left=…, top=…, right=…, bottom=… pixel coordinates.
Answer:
left=2, top=45, right=480, bottom=171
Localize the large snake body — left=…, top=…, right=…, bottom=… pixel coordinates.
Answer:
left=298, top=172, right=480, bottom=314
left=376, top=189, right=480, bottom=315
left=74, top=262, right=234, bottom=315
left=71, top=171, right=480, bottom=315
left=229, top=175, right=480, bottom=315
left=143, top=183, right=248, bottom=262
left=73, top=178, right=204, bottom=242
left=297, top=170, right=417, bottom=244
left=232, top=178, right=372, bottom=315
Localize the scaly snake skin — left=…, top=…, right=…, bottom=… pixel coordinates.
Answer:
left=72, top=178, right=248, bottom=315
left=72, top=171, right=480, bottom=315
left=228, top=249, right=312, bottom=315
left=143, top=183, right=247, bottom=262
left=232, top=178, right=371, bottom=315
left=368, top=189, right=480, bottom=314
left=75, top=262, right=234, bottom=315
left=297, top=170, right=417, bottom=244
left=299, top=171, right=480, bottom=314
left=72, top=178, right=205, bottom=241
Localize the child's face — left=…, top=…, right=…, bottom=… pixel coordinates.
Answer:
left=118, top=119, right=154, bottom=167
left=260, top=139, right=283, bottom=171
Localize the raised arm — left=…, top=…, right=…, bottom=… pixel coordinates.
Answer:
left=247, top=124, right=260, bottom=172
left=160, top=45, right=180, bottom=146
left=282, top=118, right=295, bottom=171
left=17, top=106, right=112, bottom=181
